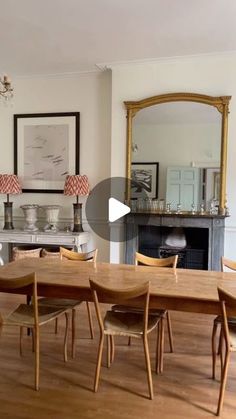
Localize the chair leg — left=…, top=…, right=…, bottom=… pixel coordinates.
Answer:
left=54, top=318, right=58, bottom=334
left=107, top=335, right=111, bottom=368
left=128, top=337, right=132, bottom=346
left=31, top=329, right=35, bottom=352
left=217, top=326, right=222, bottom=355
left=71, top=309, right=76, bottom=359
left=143, top=335, right=154, bottom=400
left=86, top=302, right=94, bottom=339
left=216, top=347, right=230, bottom=416
left=64, top=313, right=69, bottom=363
left=34, top=326, right=40, bottom=391
left=212, top=322, right=218, bottom=379
left=26, top=295, right=31, bottom=337
left=94, top=333, right=104, bottom=392
left=159, top=318, right=164, bottom=374
left=220, top=332, right=224, bottom=380
left=20, top=326, right=23, bottom=356
left=155, top=323, right=160, bottom=374
left=166, top=311, right=174, bottom=353
left=110, top=335, right=115, bottom=364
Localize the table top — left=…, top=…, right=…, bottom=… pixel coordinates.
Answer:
left=1, top=259, right=236, bottom=315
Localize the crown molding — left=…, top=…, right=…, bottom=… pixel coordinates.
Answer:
left=97, top=49, right=236, bottom=71
left=9, top=68, right=103, bottom=80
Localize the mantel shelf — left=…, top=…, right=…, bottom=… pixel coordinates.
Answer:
left=129, top=212, right=228, bottom=219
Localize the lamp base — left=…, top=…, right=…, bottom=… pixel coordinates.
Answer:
left=3, top=202, right=14, bottom=230
left=73, top=203, right=84, bottom=232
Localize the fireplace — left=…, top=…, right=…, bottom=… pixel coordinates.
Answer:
left=125, top=213, right=226, bottom=271
left=138, top=226, right=208, bottom=269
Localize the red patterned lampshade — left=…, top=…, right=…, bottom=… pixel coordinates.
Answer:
left=0, top=174, right=22, bottom=196
left=0, top=174, right=22, bottom=230
left=64, top=175, right=90, bottom=198
left=63, top=175, right=89, bottom=233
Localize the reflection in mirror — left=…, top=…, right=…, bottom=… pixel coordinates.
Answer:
left=132, top=101, right=221, bottom=211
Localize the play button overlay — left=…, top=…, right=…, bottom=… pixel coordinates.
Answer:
left=108, top=198, right=130, bottom=222
left=85, top=176, right=150, bottom=242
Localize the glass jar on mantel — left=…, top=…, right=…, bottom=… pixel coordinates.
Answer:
left=129, top=198, right=228, bottom=216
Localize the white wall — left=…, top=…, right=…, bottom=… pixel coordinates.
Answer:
left=110, top=53, right=236, bottom=263
left=0, top=71, right=111, bottom=263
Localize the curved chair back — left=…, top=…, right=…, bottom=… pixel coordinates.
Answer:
left=135, top=252, right=178, bottom=268
left=216, top=286, right=236, bottom=415
left=60, top=247, right=98, bottom=263
left=221, top=257, right=236, bottom=272
left=89, top=279, right=150, bottom=334
left=0, top=273, right=38, bottom=325
left=218, top=287, right=236, bottom=349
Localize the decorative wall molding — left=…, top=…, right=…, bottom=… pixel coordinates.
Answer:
left=97, top=50, right=236, bottom=71
left=0, top=215, right=120, bottom=228
left=13, top=69, right=102, bottom=80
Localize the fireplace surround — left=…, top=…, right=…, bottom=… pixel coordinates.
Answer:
left=125, top=213, right=226, bottom=271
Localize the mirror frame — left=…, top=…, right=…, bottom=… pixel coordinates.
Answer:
left=125, top=92, right=231, bottom=214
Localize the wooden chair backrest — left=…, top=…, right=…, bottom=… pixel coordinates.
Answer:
left=0, top=272, right=38, bottom=326
left=221, top=257, right=236, bottom=272
left=60, top=247, right=98, bottom=263
left=135, top=252, right=178, bottom=268
left=218, top=287, right=236, bottom=349
left=89, top=279, right=150, bottom=335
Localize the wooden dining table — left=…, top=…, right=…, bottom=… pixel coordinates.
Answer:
left=1, top=258, right=236, bottom=315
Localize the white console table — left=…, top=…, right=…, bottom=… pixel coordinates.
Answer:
left=0, top=230, right=91, bottom=265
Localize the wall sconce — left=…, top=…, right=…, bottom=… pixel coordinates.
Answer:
left=0, top=74, right=13, bottom=101
left=132, top=142, right=138, bottom=153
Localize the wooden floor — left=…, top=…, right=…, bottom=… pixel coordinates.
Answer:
left=0, top=294, right=235, bottom=419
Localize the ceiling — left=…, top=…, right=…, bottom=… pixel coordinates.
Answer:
left=1, top=0, right=236, bottom=76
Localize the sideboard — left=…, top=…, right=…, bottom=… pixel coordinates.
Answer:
left=0, top=230, right=90, bottom=265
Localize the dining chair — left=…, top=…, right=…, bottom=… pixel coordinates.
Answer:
left=212, top=257, right=236, bottom=379
left=214, top=287, right=236, bottom=416
left=89, top=278, right=162, bottom=399
left=39, top=247, right=98, bottom=358
left=0, top=272, right=69, bottom=390
left=112, top=252, right=178, bottom=358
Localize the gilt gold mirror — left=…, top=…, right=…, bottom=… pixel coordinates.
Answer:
left=125, top=93, right=231, bottom=214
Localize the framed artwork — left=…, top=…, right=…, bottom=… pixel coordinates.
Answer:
left=14, top=112, right=80, bottom=193
left=131, top=162, right=159, bottom=199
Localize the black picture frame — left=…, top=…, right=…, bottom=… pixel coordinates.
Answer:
left=131, top=162, right=159, bottom=199
left=14, top=112, right=80, bottom=193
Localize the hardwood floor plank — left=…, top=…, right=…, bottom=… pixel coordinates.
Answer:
left=0, top=294, right=235, bottom=418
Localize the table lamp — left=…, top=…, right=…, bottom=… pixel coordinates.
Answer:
left=64, top=175, right=90, bottom=232
left=0, top=174, right=22, bottom=229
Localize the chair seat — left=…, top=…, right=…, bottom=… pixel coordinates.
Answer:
left=111, top=304, right=167, bottom=317
left=104, top=310, right=160, bottom=337
left=39, top=297, right=82, bottom=309
left=4, top=304, right=67, bottom=327
left=214, top=315, right=236, bottom=325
